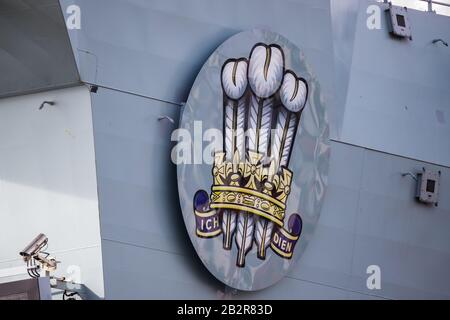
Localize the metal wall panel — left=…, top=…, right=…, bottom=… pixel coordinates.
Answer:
left=101, top=239, right=364, bottom=300
left=291, top=142, right=365, bottom=291
left=0, top=86, right=104, bottom=299
left=92, top=86, right=450, bottom=299
left=59, top=0, right=335, bottom=109
left=329, top=0, right=360, bottom=139
left=90, top=87, right=186, bottom=255
left=348, top=149, right=450, bottom=299
left=316, top=141, right=450, bottom=299
left=339, top=0, right=450, bottom=166
left=0, top=0, right=80, bottom=98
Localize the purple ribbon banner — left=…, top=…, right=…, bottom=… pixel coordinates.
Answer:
left=270, top=214, right=302, bottom=259
left=194, top=209, right=222, bottom=238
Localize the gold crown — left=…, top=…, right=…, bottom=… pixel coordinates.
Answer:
left=210, top=150, right=293, bottom=227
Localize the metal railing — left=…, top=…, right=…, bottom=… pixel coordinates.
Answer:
left=383, top=0, right=450, bottom=12
left=419, top=0, right=450, bottom=11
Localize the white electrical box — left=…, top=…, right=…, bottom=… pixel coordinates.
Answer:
left=386, top=5, right=412, bottom=40
left=416, top=168, right=441, bottom=206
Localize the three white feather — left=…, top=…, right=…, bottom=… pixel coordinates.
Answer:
left=219, top=44, right=308, bottom=266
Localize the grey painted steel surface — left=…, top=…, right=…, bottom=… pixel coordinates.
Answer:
left=329, top=0, right=360, bottom=139
left=90, top=87, right=182, bottom=255
left=0, top=0, right=80, bottom=98
left=0, top=86, right=104, bottom=299
left=99, top=136, right=450, bottom=299
left=61, top=0, right=450, bottom=165
left=339, top=1, right=450, bottom=166
left=101, top=238, right=383, bottom=299
left=54, top=0, right=450, bottom=298
left=60, top=0, right=336, bottom=108
left=91, top=85, right=450, bottom=299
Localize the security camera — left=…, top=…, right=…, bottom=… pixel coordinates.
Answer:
left=20, top=233, right=59, bottom=279
left=19, top=235, right=81, bottom=298
left=20, top=233, right=48, bottom=261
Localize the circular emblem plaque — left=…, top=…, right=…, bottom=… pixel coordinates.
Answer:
left=177, top=29, right=329, bottom=290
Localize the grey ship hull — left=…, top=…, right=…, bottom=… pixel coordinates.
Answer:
left=0, top=0, right=449, bottom=299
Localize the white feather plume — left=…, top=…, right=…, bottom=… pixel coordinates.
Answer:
left=255, top=71, right=308, bottom=259
left=235, top=212, right=255, bottom=267
left=221, top=59, right=248, bottom=250
left=246, top=94, right=273, bottom=259
left=222, top=210, right=237, bottom=249
left=222, top=100, right=241, bottom=247
left=246, top=43, right=285, bottom=262
left=248, top=44, right=284, bottom=98
left=254, top=216, right=274, bottom=259
left=222, top=60, right=248, bottom=100
left=235, top=102, right=246, bottom=160
left=279, top=71, right=307, bottom=113
left=271, top=108, right=298, bottom=168
left=246, top=95, right=273, bottom=154
left=273, top=71, right=308, bottom=168
left=224, top=99, right=246, bottom=160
